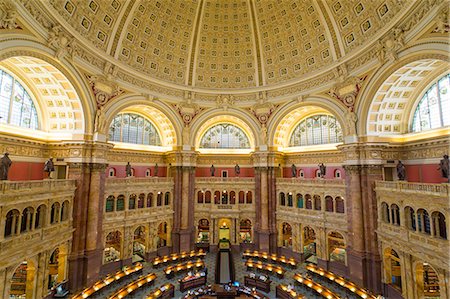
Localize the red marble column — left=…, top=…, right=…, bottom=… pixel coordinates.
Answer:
left=67, top=162, right=107, bottom=291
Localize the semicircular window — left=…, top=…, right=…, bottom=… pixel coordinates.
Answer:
left=289, top=114, right=343, bottom=146
left=412, top=73, right=450, bottom=132
left=109, top=113, right=161, bottom=146
left=200, top=123, right=250, bottom=149
left=0, top=69, right=39, bottom=130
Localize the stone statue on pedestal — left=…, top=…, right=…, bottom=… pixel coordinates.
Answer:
left=0, top=153, right=12, bottom=180
left=291, top=164, right=297, bottom=178
left=438, top=154, right=449, bottom=180
left=318, top=163, right=326, bottom=178
left=125, top=162, right=132, bottom=177
left=235, top=164, right=240, bottom=176
left=210, top=164, right=215, bottom=177
left=154, top=163, right=159, bottom=177
left=396, top=161, right=406, bottom=181
left=44, top=157, right=55, bottom=179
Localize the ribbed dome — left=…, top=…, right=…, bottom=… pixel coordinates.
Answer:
left=49, top=0, right=407, bottom=90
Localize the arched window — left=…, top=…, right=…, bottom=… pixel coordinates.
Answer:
left=109, top=113, right=161, bottom=145
left=197, top=191, right=204, bottom=204
left=105, top=196, right=115, bottom=212
left=164, top=192, right=170, bottom=205
left=287, top=193, right=293, bottom=207
left=116, top=195, right=125, bottom=211
left=296, top=193, right=303, bottom=208
left=279, top=193, right=286, bottom=206
left=0, top=69, right=39, bottom=130
left=325, top=196, right=334, bottom=212
left=335, top=196, right=345, bottom=213
left=289, top=114, right=343, bottom=146
left=199, top=123, right=250, bottom=149
left=60, top=201, right=69, bottom=221
left=391, top=204, right=400, bottom=226
left=147, top=193, right=153, bottom=207
left=128, top=194, right=136, bottom=210
left=108, top=168, right=116, bottom=177
left=412, top=73, right=450, bottom=132
left=246, top=191, right=252, bottom=204
left=138, top=193, right=145, bottom=208
left=314, top=195, right=321, bottom=211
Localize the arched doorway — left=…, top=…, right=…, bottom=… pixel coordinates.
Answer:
left=303, top=226, right=317, bottom=260
left=157, top=222, right=168, bottom=248
left=327, top=232, right=346, bottom=264
left=218, top=218, right=231, bottom=241
left=103, top=231, right=121, bottom=264
left=133, top=226, right=146, bottom=262
left=384, top=248, right=402, bottom=292
left=416, top=262, right=440, bottom=298
left=281, top=222, right=292, bottom=248
left=9, top=260, right=36, bottom=299
left=197, top=219, right=210, bottom=244
left=239, top=219, right=252, bottom=243
left=47, top=245, right=68, bottom=291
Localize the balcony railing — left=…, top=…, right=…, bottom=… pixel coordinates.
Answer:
left=106, top=177, right=174, bottom=186
left=375, top=181, right=449, bottom=197
left=195, top=177, right=255, bottom=183
left=0, top=179, right=76, bottom=194
left=277, top=178, right=345, bottom=186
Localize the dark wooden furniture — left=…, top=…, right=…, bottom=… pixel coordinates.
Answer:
left=145, top=283, right=175, bottom=299
left=245, top=259, right=285, bottom=278
left=244, top=275, right=271, bottom=293
left=276, top=285, right=304, bottom=299
left=180, top=274, right=207, bottom=292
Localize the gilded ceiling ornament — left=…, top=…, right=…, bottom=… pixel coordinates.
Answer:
left=328, top=76, right=366, bottom=111
left=86, top=74, right=123, bottom=108
left=0, top=3, right=19, bottom=30
left=248, top=91, right=278, bottom=125
left=47, top=25, right=74, bottom=60
left=434, top=8, right=449, bottom=33
left=173, top=91, right=204, bottom=126
left=375, top=27, right=405, bottom=63
left=216, top=94, right=234, bottom=111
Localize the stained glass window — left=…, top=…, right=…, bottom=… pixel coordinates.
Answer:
left=289, top=114, right=343, bottom=146
left=412, top=73, right=450, bottom=132
left=109, top=113, right=161, bottom=145
left=200, top=123, right=250, bottom=149
left=0, top=69, right=39, bottom=130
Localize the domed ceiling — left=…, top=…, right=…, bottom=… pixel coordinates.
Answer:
left=48, top=0, right=409, bottom=90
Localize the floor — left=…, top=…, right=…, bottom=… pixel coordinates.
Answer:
left=91, top=250, right=364, bottom=298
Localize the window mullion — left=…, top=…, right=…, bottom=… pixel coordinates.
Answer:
left=8, top=79, right=15, bottom=124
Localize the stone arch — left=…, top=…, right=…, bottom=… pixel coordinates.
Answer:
left=357, top=43, right=450, bottom=136
left=190, top=108, right=260, bottom=150
left=327, top=231, right=346, bottom=264
left=413, top=261, right=442, bottom=299
left=104, top=95, right=181, bottom=147
left=7, top=258, right=37, bottom=299
left=0, top=44, right=94, bottom=136
left=268, top=98, right=347, bottom=149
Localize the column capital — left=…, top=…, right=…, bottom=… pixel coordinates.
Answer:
left=165, top=150, right=198, bottom=167
left=338, top=142, right=389, bottom=166
left=48, top=141, right=113, bottom=164
left=251, top=151, right=283, bottom=167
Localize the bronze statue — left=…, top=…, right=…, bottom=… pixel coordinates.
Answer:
left=154, top=163, right=159, bottom=177
left=396, top=160, right=406, bottom=181
left=291, top=164, right=297, bottom=178
left=438, top=154, right=449, bottom=180
left=210, top=164, right=215, bottom=177
left=235, top=164, right=240, bottom=176
left=318, top=163, right=326, bottom=178
left=125, top=162, right=132, bottom=177
left=44, top=157, right=55, bottom=179
left=0, top=152, right=12, bottom=180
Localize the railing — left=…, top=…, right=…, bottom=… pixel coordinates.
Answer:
left=375, top=181, right=449, bottom=196
left=196, top=177, right=255, bottom=183
left=0, top=179, right=76, bottom=193
left=277, top=178, right=345, bottom=186
left=106, top=177, right=173, bottom=186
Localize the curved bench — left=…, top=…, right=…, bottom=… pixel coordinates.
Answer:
left=107, top=273, right=157, bottom=299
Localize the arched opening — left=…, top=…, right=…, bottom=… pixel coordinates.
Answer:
left=105, top=195, right=115, bottom=212
left=391, top=204, right=400, bottom=226
left=198, top=122, right=252, bottom=151
left=239, top=191, right=245, bottom=204
left=335, top=196, right=345, bottom=213
left=205, top=191, right=211, bottom=203
left=9, top=260, right=36, bottom=299
left=138, top=193, right=145, bottom=208
left=287, top=193, right=293, bottom=207
left=197, top=191, right=204, bottom=204
left=133, top=226, right=146, bottom=262
left=229, top=191, right=236, bottom=204
left=281, top=222, right=292, bottom=248
left=128, top=194, right=136, bottom=210
left=109, top=113, right=162, bottom=145
left=239, top=219, right=252, bottom=243
left=20, top=207, right=34, bottom=233
left=145, top=169, right=151, bottom=177
left=305, top=194, right=312, bottom=209
left=214, top=191, right=221, bottom=204
left=157, top=222, right=168, bottom=248
left=116, top=195, right=125, bottom=211
left=103, top=231, right=121, bottom=264
left=147, top=193, right=153, bottom=207
left=246, top=191, right=252, bottom=204
left=279, top=192, right=286, bottom=206
left=34, top=205, right=46, bottom=229
left=404, top=206, right=416, bottom=230
left=47, top=245, right=68, bottom=292
left=296, top=193, right=303, bottom=208
left=328, top=232, right=346, bottom=264
left=197, top=219, right=210, bottom=244
left=221, top=190, right=228, bottom=204
left=415, top=263, right=440, bottom=298
left=164, top=192, right=170, bottom=205
left=157, top=192, right=163, bottom=206
left=299, top=169, right=304, bottom=178
left=384, top=248, right=402, bottom=291
left=381, top=202, right=390, bottom=223
left=334, top=169, right=341, bottom=178
left=431, top=211, right=447, bottom=239
left=108, top=168, right=116, bottom=177
left=313, top=195, right=321, bottom=211
left=5, top=210, right=19, bottom=237
left=325, top=196, right=333, bottom=212
left=417, top=209, right=431, bottom=234
left=60, top=201, right=69, bottom=221
left=288, top=114, right=343, bottom=146
left=50, top=203, right=60, bottom=225
left=303, top=226, right=317, bottom=259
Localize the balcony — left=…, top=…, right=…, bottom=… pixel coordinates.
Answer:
left=194, top=202, right=255, bottom=215
left=106, top=177, right=174, bottom=188
left=196, top=177, right=255, bottom=183
left=375, top=181, right=449, bottom=197
left=276, top=205, right=347, bottom=230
